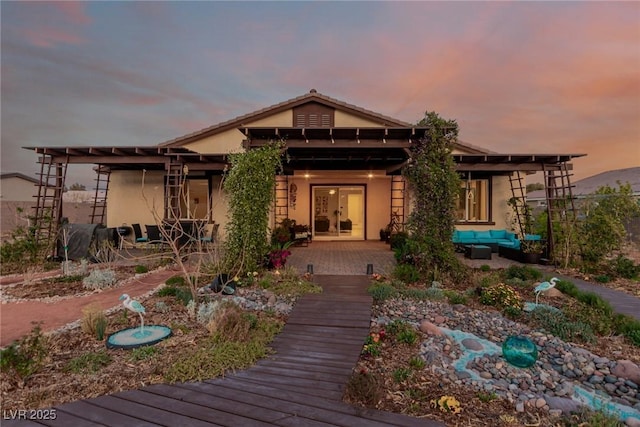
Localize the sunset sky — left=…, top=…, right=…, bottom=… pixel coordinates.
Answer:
left=1, top=1, right=639, bottom=186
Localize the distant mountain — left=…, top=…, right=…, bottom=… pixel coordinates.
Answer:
left=528, top=167, right=640, bottom=200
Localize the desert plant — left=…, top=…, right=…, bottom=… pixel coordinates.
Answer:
left=81, top=304, right=108, bottom=340
left=129, top=346, right=160, bottom=361
left=134, top=265, right=149, bottom=274
left=408, top=356, right=426, bottom=370
left=344, top=370, right=383, bottom=407
left=207, top=302, right=256, bottom=341
left=393, top=367, right=412, bottom=383
left=64, top=350, right=112, bottom=374
left=479, top=283, right=524, bottom=312
left=503, top=265, right=543, bottom=281
left=529, top=306, right=596, bottom=344
left=477, top=391, right=498, bottom=403
left=393, top=263, right=420, bottom=283
left=367, top=282, right=398, bottom=301
left=82, top=268, right=117, bottom=290
left=610, top=255, right=639, bottom=279
left=0, top=324, right=48, bottom=380
left=480, top=264, right=491, bottom=272
left=444, top=290, right=467, bottom=305
left=197, top=300, right=223, bottom=325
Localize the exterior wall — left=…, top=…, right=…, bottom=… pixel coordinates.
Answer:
left=185, top=128, right=246, bottom=154
left=289, top=170, right=390, bottom=240
left=107, top=170, right=164, bottom=228
left=334, top=110, right=383, bottom=127
left=0, top=177, right=38, bottom=202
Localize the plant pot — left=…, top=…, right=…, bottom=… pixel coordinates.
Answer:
left=521, top=252, right=541, bottom=264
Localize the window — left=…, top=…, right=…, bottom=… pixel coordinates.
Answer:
left=456, top=178, right=490, bottom=222
left=178, top=178, right=211, bottom=221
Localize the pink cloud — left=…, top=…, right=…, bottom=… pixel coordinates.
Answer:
left=22, top=27, right=86, bottom=48
left=16, top=1, right=91, bottom=47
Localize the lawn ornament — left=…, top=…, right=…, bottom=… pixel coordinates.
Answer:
left=120, top=293, right=145, bottom=333
left=534, top=277, right=558, bottom=304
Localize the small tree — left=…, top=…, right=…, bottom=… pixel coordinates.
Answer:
left=403, top=111, right=465, bottom=281
left=578, top=182, right=640, bottom=269
left=223, top=141, right=284, bottom=273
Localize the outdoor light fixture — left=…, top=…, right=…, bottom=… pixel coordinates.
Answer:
left=304, top=173, right=310, bottom=179
left=367, top=173, right=374, bottom=178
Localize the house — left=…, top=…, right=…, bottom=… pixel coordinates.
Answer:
left=0, top=172, right=39, bottom=202
left=25, top=90, right=585, bottom=247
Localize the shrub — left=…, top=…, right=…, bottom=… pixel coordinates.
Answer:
left=611, top=255, right=639, bottom=279
left=82, top=269, right=117, bottom=290
left=166, top=275, right=187, bottom=287
left=479, top=283, right=524, bottom=311
left=503, top=265, right=542, bottom=281
left=396, top=329, right=418, bottom=345
left=134, top=265, right=149, bottom=274
left=65, top=350, right=112, bottom=374
left=344, top=370, right=383, bottom=407
left=81, top=304, right=108, bottom=340
left=555, top=279, right=579, bottom=298
left=477, top=272, right=501, bottom=288
left=613, top=314, right=640, bottom=347
left=595, top=275, right=611, bottom=283
left=197, top=300, right=223, bottom=325
left=480, top=264, right=491, bottom=272
left=401, top=287, right=445, bottom=301
left=575, top=292, right=613, bottom=315
left=529, top=306, right=596, bottom=344
left=367, top=282, right=397, bottom=301
left=158, top=285, right=192, bottom=305
left=0, top=324, right=48, bottom=380
left=393, top=264, right=420, bottom=283
left=444, top=290, right=467, bottom=305
left=207, top=302, right=256, bottom=341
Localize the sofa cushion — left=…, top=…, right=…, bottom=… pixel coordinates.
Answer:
left=458, top=230, right=475, bottom=240
left=489, top=229, right=507, bottom=239
left=474, top=230, right=492, bottom=239
left=524, top=234, right=542, bottom=241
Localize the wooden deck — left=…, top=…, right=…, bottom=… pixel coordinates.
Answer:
left=4, top=276, right=444, bottom=427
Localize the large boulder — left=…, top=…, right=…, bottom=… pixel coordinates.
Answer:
left=612, top=360, right=640, bottom=384
left=419, top=320, right=443, bottom=336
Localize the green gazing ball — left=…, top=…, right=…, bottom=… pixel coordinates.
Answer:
left=502, top=335, right=538, bottom=368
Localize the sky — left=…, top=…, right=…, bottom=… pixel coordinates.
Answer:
left=1, top=1, right=639, bottom=187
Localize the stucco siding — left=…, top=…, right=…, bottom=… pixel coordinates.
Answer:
left=107, top=171, right=164, bottom=228
left=334, top=110, right=385, bottom=127
left=0, top=177, right=38, bottom=202
left=185, top=128, right=245, bottom=154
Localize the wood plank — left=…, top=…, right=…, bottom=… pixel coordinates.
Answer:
left=86, top=395, right=216, bottom=427
left=214, top=378, right=444, bottom=427
left=217, top=375, right=344, bottom=400
left=245, top=365, right=348, bottom=384
left=271, top=331, right=365, bottom=346
left=265, top=354, right=356, bottom=369
left=255, top=359, right=353, bottom=376
left=230, top=370, right=343, bottom=392
left=137, top=384, right=285, bottom=427
left=281, top=324, right=370, bottom=336
left=54, top=401, right=157, bottom=427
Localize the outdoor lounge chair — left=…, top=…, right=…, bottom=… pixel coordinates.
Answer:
left=200, top=223, right=219, bottom=244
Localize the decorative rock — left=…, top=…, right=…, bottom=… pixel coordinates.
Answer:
left=419, top=320, right=443, bottom=336
left=461, top=338, right=483, bottom=351
left=613, top=360, right=640, bottom=384
left=626, top=417, right=640, bottom=427
left=535, top=397, right=547, bottom=408
left=545, top=396, right=582, bottom=414
left=433, top=315, right=446, bottom=324
left=515, top=402, right=525, bottom=412
left=480, top=371, right=493, bottom=379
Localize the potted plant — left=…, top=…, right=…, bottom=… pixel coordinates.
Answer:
left=520, top=240, right=544, bottom=264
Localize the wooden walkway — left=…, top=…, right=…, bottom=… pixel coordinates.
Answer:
left=5, top=276, right=444, bottom=427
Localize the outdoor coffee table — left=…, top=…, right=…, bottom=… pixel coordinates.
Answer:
left=464, top=245, right=492, bottom=260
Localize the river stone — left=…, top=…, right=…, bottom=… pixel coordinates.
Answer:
left=625, top=417, right=640, bottom=427
left=419, top=320, right=444, bottom=336
left=612, top=360, right=640, bottom=384
left=461, top=338, right=483, bottom=351
left=545, top=396, right=582, bottom=414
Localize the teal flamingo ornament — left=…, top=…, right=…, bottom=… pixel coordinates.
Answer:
left=120, top=293, right=146, bottom=333
left=534, top=277, right=558, bottom=305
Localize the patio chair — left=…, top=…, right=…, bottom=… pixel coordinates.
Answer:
left=145, top=225, right=164, bottom=245
left=131, top=224, right=148, bottom=244
left=200, top=223, right=219, bottom=244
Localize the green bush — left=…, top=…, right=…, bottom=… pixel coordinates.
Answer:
left=367, top=282, right=397, bottom=301
left=393, top=367, right=412, bottom=382
left=611, top=255, right=639, bottom=279
left=576, top=292, right=613, bottom=315
left=409, top=356, right=426, bottom=370
left=393, top=264, right=420, bottom=283
left=555, top=279, right=579, bottom=297
left=479, top=283, right=524, bottom=311
left=165, top=275, right=187, bottom=287
left=444, top=290, right=467, bottom=305
left=529, top=306, right=596, bottom=344
left=134, top=265, right=149, bottom=274
left=503, top=265, right=543, bottom=281
left=401, top=287, right=445, bottom=301
left=479, top=264, right=491, bottom=272
left=130, top=346, right=160, bottom=361
left=477, top=272, right=501, bottom=288
left=595, top=274, right=611, bottom=283
left=0, top=324, right=48, bottom=379
left=396, top=329, right=418, bottom=345
left=613, top=314, right=640, bottom=347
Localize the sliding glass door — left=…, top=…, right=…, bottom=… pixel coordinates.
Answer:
left=312, top=186, right=365, bottom=240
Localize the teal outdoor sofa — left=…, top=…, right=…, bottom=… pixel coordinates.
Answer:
left=452, top=229, right=536, bottom=252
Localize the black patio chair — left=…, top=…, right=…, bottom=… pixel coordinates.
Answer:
left=145, top=225, right=164, bottom=245
left=132, top=223, right=148, bottom=244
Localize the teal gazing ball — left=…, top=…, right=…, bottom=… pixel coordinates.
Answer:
left=502, top=335, right=538, bottom=368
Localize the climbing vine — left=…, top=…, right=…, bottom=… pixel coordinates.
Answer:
left=223, top=141, right=284, bottom=272
left=403, top=111, right=465, bottom=280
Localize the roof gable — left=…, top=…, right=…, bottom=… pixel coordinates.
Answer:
left=160, top=89, right=411, bottom=147
left=0, top=172, right=39, bottom=184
